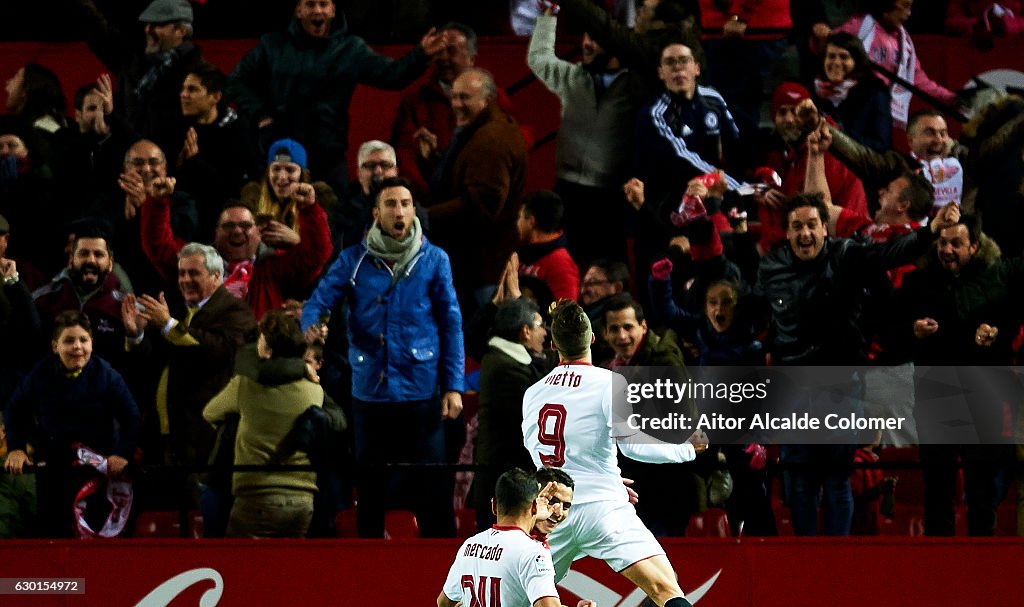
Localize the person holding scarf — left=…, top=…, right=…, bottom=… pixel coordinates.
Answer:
left=3, top=311, right=140, bottom=537
left=833, top=0, right=959, bottom=131
left=300, top=176, right=465, bottom=538
left=811, top=31, right=893, bottom=152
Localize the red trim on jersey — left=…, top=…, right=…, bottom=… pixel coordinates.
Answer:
left=491, top=524, right=530, bottom=535
left=616, top=552, right=667, bottom=573
left=559, top=361, right=593, bottom=367
left=530, top=531, right=551, bottom=549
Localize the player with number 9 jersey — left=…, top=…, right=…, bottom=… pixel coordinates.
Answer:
left=520, top=300, right=707, bottom=607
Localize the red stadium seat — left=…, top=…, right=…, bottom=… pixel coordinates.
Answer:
left=686, top=508, right=731, bottom=537
left=771, top=501, right=794, bottom=536
left=134, top=510, right=203, bottom=538
left=879, top=504, right=923, bottom=536
left=335, top=508, right=358, bottom=538
left=455, top=508, right=477, bottom=538
left=997, top=484, right=1018, bottom=536
left=703, top=508, right=732, bottom=537
left=384, top=510, right=420, bottom=539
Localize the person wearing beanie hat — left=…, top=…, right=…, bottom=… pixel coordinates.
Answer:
left=73, top=0, right=205, bottom=157
left=522, top=298, right=707, bottom=607
left=771, top=82, right=811, bottom=119
left=267, top=138, right=308, bottom=170
left=749, top=81, right=870, bottom=254
left=239, top=137, right=337, bottom=238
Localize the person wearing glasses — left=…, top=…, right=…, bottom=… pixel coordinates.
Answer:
left=630, top=37, right=746, bottom=321
left=79, top=139, right=198, bottom=298
left=139, top=147, right=332, bottom=320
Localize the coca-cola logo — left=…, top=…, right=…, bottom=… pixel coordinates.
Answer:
left=133, top=568, right=224, bottom=607
left=558, top=568, right=722, bottom=605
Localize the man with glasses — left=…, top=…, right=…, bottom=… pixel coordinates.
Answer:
left=83, top=139, right=198, bottom=297
left=630, top=38, right=745, bottom=318
left=579, top=259, right=630, bottom=364
left=334, top=140, right=398, bottom=252
left=140, top=174, right=332, bottom=320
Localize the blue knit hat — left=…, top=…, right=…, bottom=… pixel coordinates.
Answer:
left=267, top=138, right=308, bottom=170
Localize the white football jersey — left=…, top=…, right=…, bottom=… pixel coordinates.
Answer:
left=522, top=362, right=631, bottom=504
left=442, top=526, right=558, bottom=607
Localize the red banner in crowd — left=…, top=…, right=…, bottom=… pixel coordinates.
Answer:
left=0, top=537, right=1020, bottom=606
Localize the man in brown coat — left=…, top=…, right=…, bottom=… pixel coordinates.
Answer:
left=419, top=68, right=527, bottom=302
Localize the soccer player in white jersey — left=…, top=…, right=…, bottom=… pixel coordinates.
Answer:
left=522, top=300, right=709, bottom=607
left=438, top=468, right=593, bottom=607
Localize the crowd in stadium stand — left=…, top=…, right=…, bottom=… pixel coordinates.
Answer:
left=1, top=0, right=1023, bottom=541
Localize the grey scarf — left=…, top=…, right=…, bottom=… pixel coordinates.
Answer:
left=365, top=216, right=423, bottom=281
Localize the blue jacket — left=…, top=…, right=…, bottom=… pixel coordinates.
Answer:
left=301, top=237, right=465, bottom=402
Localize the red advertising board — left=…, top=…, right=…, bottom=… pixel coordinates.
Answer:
left=0, top=537, right=1021, bottom=606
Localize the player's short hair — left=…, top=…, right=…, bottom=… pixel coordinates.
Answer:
left=494, top=468, right=539, bottom=516
left=493, top=298, right=539, bottom=343
left=550, top=300, right=593, bottom=360
left=535, top=467, right=574, bottom=490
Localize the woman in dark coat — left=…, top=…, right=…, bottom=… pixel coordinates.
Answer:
left=811, top=31, right=893, bottom=152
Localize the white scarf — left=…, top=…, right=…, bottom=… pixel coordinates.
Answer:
left=913, top=153, right=964, bottom=211
left=858, top=14, right=915, bottom=129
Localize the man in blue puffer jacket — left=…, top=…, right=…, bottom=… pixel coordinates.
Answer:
left=301, top=176, right=464, bottom=538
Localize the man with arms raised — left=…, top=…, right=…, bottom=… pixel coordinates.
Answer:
left=523, top=300, right=708, bottom=607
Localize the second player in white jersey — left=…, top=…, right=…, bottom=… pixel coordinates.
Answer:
left=442, top=525, right=558, bottom=607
